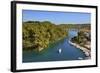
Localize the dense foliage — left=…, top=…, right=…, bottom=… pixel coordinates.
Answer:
left=23, top=21, right=67, bottom=52
left=71, top=31, right=91, bottom=45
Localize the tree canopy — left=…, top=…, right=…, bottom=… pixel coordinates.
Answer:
left=23, top=21, right=67, bottom=52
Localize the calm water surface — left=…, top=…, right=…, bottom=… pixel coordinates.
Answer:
left=23, top=30, right=86, bottom=63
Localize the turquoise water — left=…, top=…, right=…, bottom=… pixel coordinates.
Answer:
left=23, top=30, right=86, bottom=63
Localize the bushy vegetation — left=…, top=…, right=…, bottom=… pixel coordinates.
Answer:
left=23, top=20, right=91, bottom=52
left=23, top=21, right=68, bottom=52
left=71, top=31, right=91, bottom=45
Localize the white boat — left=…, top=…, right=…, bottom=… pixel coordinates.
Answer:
left=58, top=48, right=62, bottom=53
left=78, top=57, right=83, bottom=60
left=85, top=52, right=90, bottom=57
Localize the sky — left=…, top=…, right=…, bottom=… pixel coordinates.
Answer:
left=22, top=10, right=91, bottom=24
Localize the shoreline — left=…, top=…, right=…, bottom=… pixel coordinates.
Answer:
left=68, top=40, right=91, bottom=59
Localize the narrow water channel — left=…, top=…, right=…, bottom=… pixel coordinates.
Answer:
left=23, top=30, right=86, bottom=63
